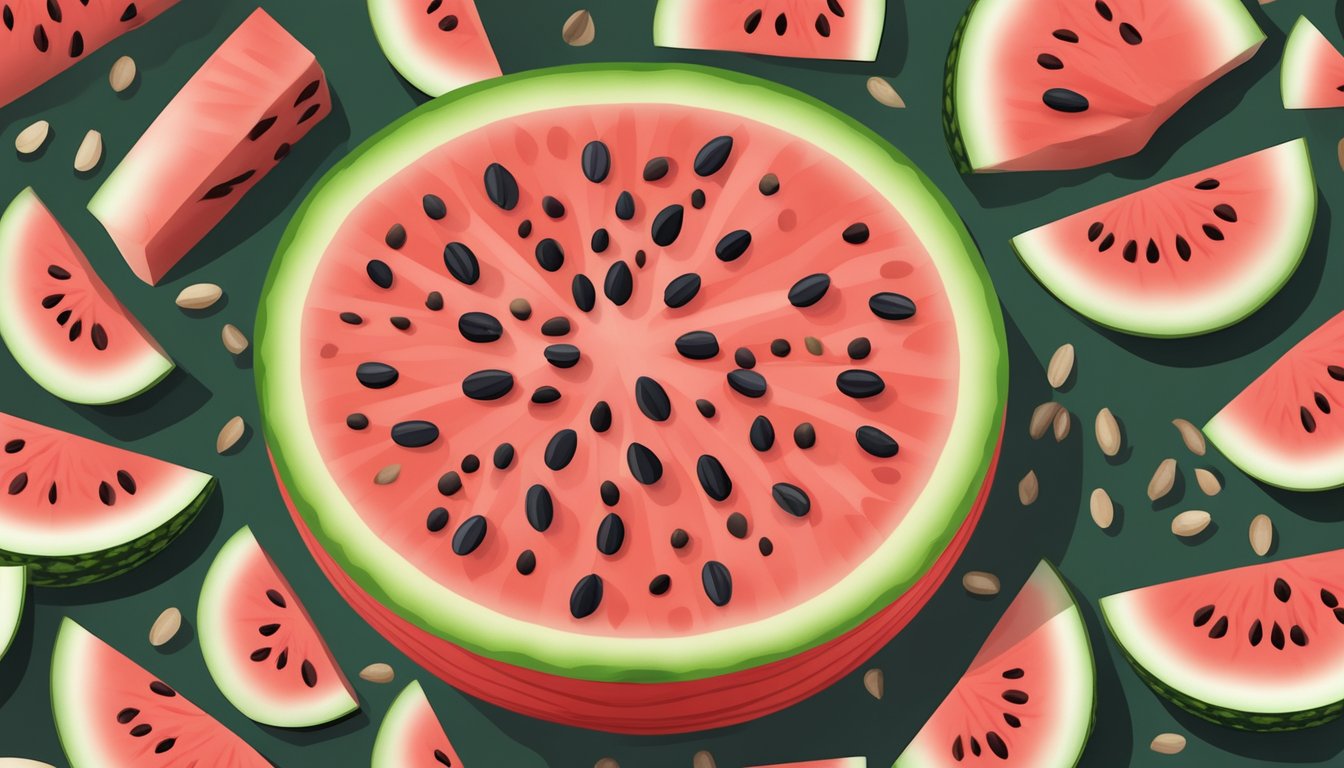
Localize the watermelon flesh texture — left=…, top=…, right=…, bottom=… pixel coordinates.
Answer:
left=749, top=760, right=866, bottom=768
left=1012, top=140, right=1315, bottom=338
left=371, top=681, right=464, bottom=768
left=50, top=618, right=270, bottom=768
left=653, top=0, right=884, bottom=61
left=0, top=0, right=179, bottom=108
left=197, top=526, right=356, bottom=728
left=368, top=0, right=501, bottom=98
left=0, top=188, right=174, bottom=405
left=1281, top=16, right=1344, bottom=109
left=0, top=411, right=214, bottom=586
left=1205, top=310, right=1344, bottom=491
left=893, top=561, right=1093, bottom=767
left=0, top=565, right=23, bottom=662
left=1102, top=548, right=1344, bottom=730
left=88, top=8, right=329, bottom=286
left=945, top=0, right=1264, bottom=172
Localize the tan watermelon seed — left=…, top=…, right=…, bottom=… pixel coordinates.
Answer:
left=1052, top=407, right=1071, bottom=441
left=358, top=663, right=395, bottom=684
left=863, top=667, right=884, bottom=699
left=148, top=607, right=181, bottom=647
left=866, top=77, right=905, bottom=108
left=74, top=130, right=102, bottom=173
left=563, top=10, right=595, bottom=46
left=1018, top=471, right=1039, bottom=505
left=804, top=335, right=823, bottom=355
left=15, top=120, right=50, bottom=154
left=963, top=571, right=1000, bottom=596
left=692, top=751, right=716, bottom=768
left=109, top=55, right=137, bottom=92
left=1029, top=401, right=1062, bottom=440
left=1089, top=488, right=1114, bottom=530
left=1046, top=343, right=1075, bottom=388
left=1194, top=468, right=1221, bottom=496
left=1172, top=510, right=1211, bottom=538
left=374, top=464, right=401, bottom=485
left=1171, top=418, right=1206, bottom=456
left=1095, top=408, right=1122, bottom=457
left=1250, top=514, right=1274, bottom=556
left=221, top=324, right=249, bottom=355
left=594, top=759, right=619, bottom=768
left=216, top=416, right=245, bottom=454
left=175, top=283, right=222, bottom=310
left=1147, top=458, right=1177, bottom=501
left=1150, top=733, right=1187, bottom=755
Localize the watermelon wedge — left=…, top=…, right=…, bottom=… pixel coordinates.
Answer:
left=1102, top=549, right=1344, bottom=730
left=50, top=619, right=270, bottom=767
left=1205, top=310, right=1344, bottom=491
left=0, top=0, right=179, bottom=109
left=944, top=0, right=1265, bottom=172
left=0, top=566, right=23, bottom=662
left=749, top=760, right=866, bottom=768
left=198, top=526, right=357, bottom=728
left=653, top=0, right=885, bottom=61
left=371, top=681, right=464, bottom=768
left=88, top=8, right=329, bottom=286
left=0, top=412, right=214, bottom=586
left=1012, top=140, right=1315, bottom=337
left=368, top=0, right=501, bottom=97
left=0, top=188, right=174, bottom=405
left=1282, top=16, right=1344, bottom=110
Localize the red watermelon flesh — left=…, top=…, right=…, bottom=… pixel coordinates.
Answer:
left=87, top=8, right=329, bottom=285
left=748, top=761, right=866, bottom=768
left=653, top=0, right=885, bottom=61
left=1281, top=16, right=1344, bottom=110
left=370, top=681, right=465, bottom=768
left=0, top=0, right=178, bottom=108
left=50, top=618, right=270, bottom=768
left=368, top=0, right=500, bottom=97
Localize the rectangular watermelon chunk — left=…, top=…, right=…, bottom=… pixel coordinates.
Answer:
left=88, top=8, right=329, bottom=285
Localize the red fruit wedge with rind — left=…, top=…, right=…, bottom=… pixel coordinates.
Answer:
left=1282, top=16, right=1344, bottom=109
left=748, top=760, right=866, bottom=768
left=653, top=0, right=885, bottom=61
left=371, top=680, right=466, bottom=767
left=368, top=0, right=500, bottom=97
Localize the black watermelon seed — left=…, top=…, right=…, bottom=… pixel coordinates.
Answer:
left=870, top=292, right=916, bottom=320
left=635, top=376, right=672, bottom=421
left=1272, top=622, right=1286, bottom=649
left=1214, top=204, right=1238, bottom=222
left=510, top=221, right=531, bottom=243
left=676, top=330, right=719, bottom=360
left=509, top=298, right=532, bottom=320
left=149, top=681, right=176, bottom=697
left=759, top=537, right=774, bottom=556
left=459, top=312, right=503, bottom=343
left=1291, top=625, right=1308, bottom=646
left=600, top=480, right=620, bottom=506
left=462, top=369, right=513, bottom=400
left=1037, top=53, right=1063, bottom=70
left=131, top=724, right=152, bottom=737
left=33, top=24, right=48, bottom=52
left=98, top=481, right=114, bottom=506
left=366, top=259, right=393, bottom=289
left=443, top=242, right=480, bottom=285
left=391, top=420, right=439, bottom=448
left=815, top=14, right=830, bottom=36
left=68, top=319, right=82, bottom=342
left=422, top=194, right=447, bottom=220
left=437, top=471, right=462, bottom=495
left=694, top=136, right=734, bottom=176
left=734, top=347, right=756, bottom=369
left=1209, top=616, right=1229, bottom=638
left=1330, top=365, right=1344, bottom=381
left=794, top=422, right=817, bottom=449
left=1302, top=407, right=1317, bottom=433
left=848, top=337, right=871, bottom=359
left=696, top=454, right=732, bottom=501
left=1275, top=577, right=1292, bottom=602
left=47, top=265, right=70, bottom=280
left=516, top=550, right=537, bottom=575
left=842, top=223, right=870, bottom=244
left=544, top=344, right=581, bottom=368
left=590, top=401, right=612, bottom=432
left=605, top=261, right=633, bottom=305
left=651, top=205, right=685, bottom=246
left=582, top=140, right=611, bottom=183
left=1319, top=392, right=1333, bottom=413
left=452, top=515, right=487, bottom=555
left=56, top=309, right=71, bottom=326
left=245, top=116, right=277, bottom=142
left=116, top=708, right=139, bottom=724
left=649, top=574, right=671, bottom=595
left=1094, top=0, right=1111, bottom=20
left=1203, top=224, right=1225, bottom=241
left=829, top=0, right=845, bottom=16
left=1323, top=589, right=1339, bottom=608
left=572, top=275, right=596, bottom=312
left=772, top=483, right=811, bottom=516
left=541, top=317, right=571, bottom=336
left=771, top=339, right=791, bottom=357
left=702, top=561, right=733, bottom=606
left=986, top=732, right=1008, bottom=760
left=727, top=369, right=767, bottom=398
left=3, top=440, right=22, bottom=454
left=1004, top=713, right=1022, bottom=728
left=759, top=173, right=780, bottom=195
left=493, top=442, right=515, bottom=469
left=426, top=291, right=444, bottom=311
left=856, top=426, right=899, bottom=458
left=1002, top=668, right=1024, bottom=679
left=1086, top=222, right=1103, bottom=242
left=591, top=228, right=609, bottom=253
left=273, top=143, right=292, bottom=161
left=696, top=399, right=716, bottom=418
left=41, top=293, right=63, bottom=309
left=1195, top=178, right=1220, bottom=190
left=1043, top=88, right=1089, bottom=113
left=91, top=323, right=108, bottom=350
left=596, top=512, right=625, bottom=555
left=671, top=529, right=690, bottom=549
left=627, top=442, right=663, bottom=485
left=526, top=484, right=554, bottom=532
left=118, top=470, right=136, bottom=494
left=727, top=512, right=748, bottom=538
left=545, top=429, right=578, bottom=470
left=837, top=370, right=886, bottom=398
left=744, top=8, right=762, bottom=32
left=483, top=163, right=519, bottom=210
left=200, top=170, right=258, bottom=200
left=535, top=238, right=565, bottom=272
left=542, top=195, right=566, bottom=219
left=750, top=415, right=775, bottom=451
left=265, top=589, right=287, bottom=608
left=615, top=191, right=635, bottom=220
left=691, top=189, right=706, bottom=209
left=426, top=507, right=449, bottom=532
left=1144, top=240, right=1159, bottom=263
left=1196, top=605, right=1214, bottom=630
left=1002, top=689, right=1029, bottom=705
left=532, top=386, right=561, bottom=404
left=1119, top=22, right=1141, bottom=44
left=1122, top=240, right=1137, bottom=263
left=788, top=274, right=831, bottom=307
left=461, top=454, right=480, bottom=473
left=715, top=230, right=752, bottom=261
left=570, top=574, right=603, bottom=618
left=383, top=223, right=407, bottom=250
left=294, top=79, right=321, bottom=106
left=46, top=0, right=60, bottom=22
left=276, top=649, right=288, bottom=669
left=1098, top=233, right=1115, bottom=252
left=664, top=273, right=702, bottom=308
left=643, top=156, right=670, bottom=181
left=356, top=362, right=399, bottom=389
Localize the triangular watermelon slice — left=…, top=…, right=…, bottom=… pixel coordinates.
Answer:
left=367, top=0, right=501, bottom=97
left=1282, top=16, right=1344, bottom=109
left=653, top=0, right=885, bottom=61
left=50, top=618, right=270, bottom=767
left=0, top=565, right=23, bottom=662
left=371, top=681, right=465, bottom=768
left=1102, top=549, right=1344, bottom=730
left=1205, top=310, right=1344, bottom=491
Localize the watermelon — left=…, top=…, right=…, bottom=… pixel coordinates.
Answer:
left=0, top=565, right=23, bottom=662
left=0, top=412, right=213, bottom=586
left=1204, top=310, right=1344, bottom=491
left=50, top=618, right=270, bottom=767
left=0, top=188, right=174, bottom=405
left=88, top=8, right=329, bottom=286
left=944, top=0, right=1265, bottom=172
left=653, top=0, right=885, bottom=61
left=893, top=561, right=1093, bottom=767
left=1012, top=140, right=1315, bottom=338
left=0, top=0, right=179, bottom=109
left=198, top=526, right=356, bottom=728
left=257, top=63, right=1007, bottom=733
left=371, top=681, right=465, bottom=768
left=368, top=0, right=501, bottom=97
left=749, top=761, right=866, bottom=768
left=1281, top=16, right=1344, bottom=110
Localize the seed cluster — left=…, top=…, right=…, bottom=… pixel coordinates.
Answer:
left=3, top=435, right=137, bottom=508
left=114, top=678, right=179, bottom=756
left=248, top=587, right=322, bottom=688
left=1086, top=177, right=1238, bottom=264
left=1299, top=365, right=1343, bottom=433
left=1190, top=577, right=1333, bottom=651
left=1038, top=5, right=1144, bottom=116
left=41, top=263, right=111, bottom=351
left=947, top=666, right=1029, bottom=760
left=742, top=0, right=846, bottom=39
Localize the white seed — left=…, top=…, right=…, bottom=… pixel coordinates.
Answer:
left=175, top=283, right=222, bottom=310
left=1147, top=458, right=1177, bottom=501
left=563, top=9, right=595, bottom=46
left=1249, top=514, right=1274, bottom=556
left=109, top=55, right=137, bottom=93
left=14, top=120, right=50, bottom=154
left=863, top=667, right=884, bottom=700
left=1052, top=407, right=1071, bottom=442
left=216, top=416, right=245, bottom=454
left=1171, top=510, right=1212, bottom=538
left=0, top=759, right=59, bottom=768
left=1150, top=733, right=1187, bottom=755
left=1194, top=468, right=1221, bottom=496
left=1018, top=470, right=1039, bottom=506
left=74, top=129, right=103, bottom=173
left=1095, top=408, right=1122, bottom=457
left=1046, top=343, right=1075, bottom=388
left=374, top=464, right=401, bottom=485
left=1029, top=401, right=1063, bottom=440
left=962, top=571, right=1000, bottom=596
left=1089, top=488, right=1115, bottom=530
left=148, top=607, right=181, bottom=647
left=692, top=751, right=716, bottom=768
left=221, top=323, right=249, bottom=355
left=358, top=663, right=395, bottom=684
left=866, top=77, right=905, bottom=108
left=1171, top=418, right=1206, bottom=456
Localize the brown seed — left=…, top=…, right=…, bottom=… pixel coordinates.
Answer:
left=1249, top=514, right=1273, bottom=556
left=175, top=283, right=223, bottom=310
left=148, top=607, right=181, bottom=647
left=509, top=298, right=532, bottom=320
left=1150, top=733, right=1187, bottom=755
left=216, top=416, right=245, bottom=454
left=1171, top=418, right=1206, bottom=456
left=863, top=667, right=884, bottom=699
left=109, top=55, right=137, bottom=92
left=1095, top=408, right=1122, bottom=457
left=1052, top=407, right=1071, bottom=442
left=594, top=760, right=619, bottom=768
left=374, top=464, right=401, bottom=485
left=866, top=76, right=906, bottom=108
left=1194, top=468, right=1221, bottom=496
left=1018, top=471, right=1039, bottom=505
left=15, top=120, right=50, bottom=154
left=1147, top=458, right=1177, bottom=501
left=1089, top=488, right=1114, bottom=529
left=221, top=324, right=249, bottom=355
left=804, top=336, right=823, bottom=355
left=358, top=663, right=395, bottom=684
left=563, top=9, right=595, bottom=46
left=1046, top=343, right=1075, bottom=388
left=1171, top=510, right=1211, bottom=538
left=692, top=751, right=716, bottom=768
left=962, top=571, right=1000, bottom=596
left=74, top=129, right=103, bottom=173
left=1029, top=402, right=1063, bottom=440
left=0, top=759, right=57, bottom=768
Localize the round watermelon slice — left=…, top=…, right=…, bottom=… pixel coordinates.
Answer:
left=653, top=0, right=885, bottom=61
left=258, top=63, right=1007, bottom=733
left=1012, top=140, right=1315, bottom=338
left=1102, top=548, right=1344, bottom=730
left=371, top=681, right=464, bottom=768
left=198, top=526, right=357, bottom=728
left=368, top=0, right=501, bottom=98
left=0, top=565, right=23, bottom=662
left=944, top=0, right=1265, bottom=172
left=893, top=561, right=1093, bottom=767
left=1282, top=16, right=1344, bottom=110
left=1205, top=310, right=1344, bottom=491
left=0, top=188, right=174, bottom=405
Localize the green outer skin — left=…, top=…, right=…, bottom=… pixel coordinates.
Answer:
left=257, top=63, right=1008, bottom=684
left=941, top=4, right=976, bottom=174
left=0, top=476, right=213, bottom=587
left=370, top=680, right=439, bottom=768
left=0, top=566, right=24, bottom=662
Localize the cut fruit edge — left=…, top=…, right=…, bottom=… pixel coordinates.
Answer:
left=651, top=0, right=885, bottom=62
left=747, top=760, right=867, bottom=768
left=1281, top=16, right=1344, bottom=109
left=370, top=680, right=462, bottom=768
left=367, top=0, right=502, bottom=97
left=0, top=566, right=23, bottom=662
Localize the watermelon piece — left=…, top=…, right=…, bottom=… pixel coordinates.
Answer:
left=748, top=761, right=866, bottom=768
left=944, top=0, right=1265, bottom=172
left=0, top=412, right=213, bottom=586
left=371, top=681, right=464, bottom=768
left=0, top=0, right=179, bottom=109
left=88, top=9, right=329, bottom=286
left=0, top=565, right=23, bottom=662
left=1281, top=16, right=1344, bottom=110
left=368, top=0, right=500, bottom=97
left=50, top=618, right=270, bottom=767
left=1204, top=310, right=1344, bottom=491
left=198, top=526, right=356, bottom=728
left=0, top=188, right=174, bottom=405
left=653, top=0, right=884, bottom=61
left=1102, top=549, right=1344, bottom=730
left=893, top=561, right=1093, bottom=767
left=1012, top=140, right=1315, bottom=337
left=257, top=63, right=1007, bottom=733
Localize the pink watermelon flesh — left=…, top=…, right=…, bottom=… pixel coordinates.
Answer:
left=1205, top=311, right=1344, bottom=491
left=0, top=0, right=178, bottom=108
left=1282, top=17, right=1344, bottom=109
left=87, top=8, right=328, bottom=285
left=748, top=760, right=867, bottom=768
left=50, top=619, right=270, bottom=768
left=368, top=0, right=500, bottom=97
left=370, top=681, right=464, bottom=768
left=653, top=0, right=884, bottom=61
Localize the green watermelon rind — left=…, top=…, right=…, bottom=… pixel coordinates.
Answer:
left=1280, top=16, right=1343, bottom=110
left=371, top=680, right=439, bottom=768
left=0, top=565, right=24, bottom=662
left=257, top=63, right=1008, bottom=684
left=652, top=0, right=886, bottom=62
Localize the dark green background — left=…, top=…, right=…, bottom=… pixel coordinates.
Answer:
left=1, top=0, right=1342, bottom=765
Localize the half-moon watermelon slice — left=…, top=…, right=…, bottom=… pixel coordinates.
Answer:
left=371, top=681, right=464, bottom=768
left=749, top=760, right=866, bottom=767
left=893, top=561, right=1094, bottom=767
left=258, top=63, right=1007, bottom=733
left=0, top=565, right=23, bottom=663
left=1102, top=548, right=1344, bottom=730
left=0, top=188, right=174, bottom=405
left=198, top=526, right=357, bottom=728
left=1012, top=140, right=1315, bottom=338
left=50, top=618, right=270, bottom=767
left=1205, top=310, right=1344, bottom=491
left=653, top=0, right=885, bottom=61
left=368, top=0, right=501, bottom=98
left=1282, top=16, right=1344, bottom=110
left=944, top=0, right=1265, bottom=172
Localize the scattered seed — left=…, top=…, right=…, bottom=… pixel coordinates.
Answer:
left=148, top=607, right=181, bottom=647
left=374, top=464, right=401, bottom=485
left=863, top=668, right=884, bottom=699
left=509, top=298, right=532, bottom=320
left=359, top=663, right=394, bottom=684
left=651, top=204, right=685, bottom=246
left=426, top=507, right=449, bottom=532
left=856, top=426, right=898, bottom=458
left=532, top=386, right=561, bottom=404
left=459, top=312, right=504, bottom=343
left=615, top=191, right=635, bottom=220
left=1171, top=418, right=1206, bottom=456
left=715, top=229, right=752, bottom=261
left=1171, top=510, right=1212, bottom=538
left=462, top=369, right=514, bottom=400
left=693, top=135, right=734, bottom=177
left=771, top=482, right=811, bottom=516
left=727, top=369, right=767, bottom=398
left=443, top=242, right=480, bottom=284
left=664, top=273, right=701, bottom=308
left=1051, top=408, right=1071, bottom=441
left=525, top=485, right=554, bottom=532
left=570, top=573, right=603, bottom=618
left=1047, top=344, right=1075, bottom=388
left=734, top=347, right=756, bottom=369
left=544, top=344, right=581, bottom=368
left=594, top=759, right=619, bottom=768
left=74, top=129, right=102, bottom=172
left=545, top=429, right=578, bottom=470
left=1095, top=408, right=1122, bottom=457
left=770, top=339, right=791, bottom=357
left=422, top=194, right=447, bottom=220
left=517, top=549, right=537, bottom=575
left=1194, top=468, right=1221, bottom=496
left=541, top=317, right=571, bottom=336
left=869, top=292, right=915, bottom=320
left=1150, top=733, right=1186, bottom=755
left=604, top=260, right=633, bottom=305
left=692, top=751, right=716, bottom=768
left=1090, top=488, right=1115, bottom=529
left=702, top=561, right=733, bottom=605
left=696, top=398, right=716, bottom=418
left=366, top=259, right=394, bottom=289
left=670, top=529, right=689, bottom=549
left=1018, top=471, right=1039, bottom=505
left=788, top=274, right=830, bottom=307
left=726, top=512, right=748, bottom=538
left=847, top=337, right=870, bottom=359
left=175, top=283, right=222, bottom=310
left=572, top=274, right=596, bottom=312
left=15, top=119, right=50, bottom=154
left=866, top=76, right=905, bottom=108
left=452, top=515, right=488, bottom=555
left=109, top=55, right=137, bottom=92
left=357, top=362, right=399, bottom=389
left=221, top=323, right=249, bottom=355
left=696, top=455, right=732, bottom=501
left=1148, top=458, right=1177, bottom=501
left=483, top=163, right=519, bottom=210
left=562, top=9, right=595, bottom=46
left=635, top=376, right=672, bottom=422
left=493, top=442, right=515, bottom=470
left=216, top=416, right=245, bottom=454
left=804, top=336, right=823, bottom=355
left=627, top=442, right=663, bottom=484
left=391, top=420, right=439, bottom=448
left=1250, top=514, right=1273, bottom=556
left=963, top=571, right=1000, bottom=596
left=676, top=330, right=719, bottom=360
left=758, top=173, right=780, bottom=196
left=836, top=370, right=884, bottom=398
left=590, top=401, right=612, bottom=432
left=750, top=415, right=775, bottom=451
left=535, top=238, right=565, bottom=271
left=793, top=422, right=816, bottom=449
